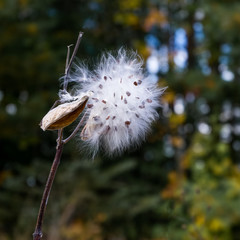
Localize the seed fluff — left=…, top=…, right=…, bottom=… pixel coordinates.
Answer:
left=60, top=49, right=166, bottom=156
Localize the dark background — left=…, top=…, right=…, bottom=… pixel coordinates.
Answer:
left=1, top=0, right=240, bottom=239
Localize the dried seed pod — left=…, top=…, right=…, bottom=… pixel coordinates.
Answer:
left=80, top=124, right=90, bottom=141
left=80, top=122, right=99, bottom=141
left=40, top=95, right=89, bottom=131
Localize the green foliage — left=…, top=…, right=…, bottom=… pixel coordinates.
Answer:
left=1, top=0, right=240, bottom=239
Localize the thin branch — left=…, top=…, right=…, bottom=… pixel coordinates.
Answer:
left=65, top=44, right=74, bottom=75
left=63, top=112, right=87, bottom=144
left=63, top=32, right=84, bottom=91
left=33, top=133, right=64, bottom=240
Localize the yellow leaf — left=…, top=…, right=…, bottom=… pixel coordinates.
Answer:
left=162, top=90, right=175, bottom=104
left=119, top=0, right=141, bottom=10
left=195, top=214, right=205, bottom=226
left=171, top=136, right=184, bottom=148
left=114, top=13, right=139, bottom=26
left=209, top=218, right=226, bottom=232
left=169, top=114, right=186, bottom=129
left=144, top=8, right=167, bottom=31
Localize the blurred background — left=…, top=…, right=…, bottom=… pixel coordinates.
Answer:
left=1, top=0, right=240, bottom=239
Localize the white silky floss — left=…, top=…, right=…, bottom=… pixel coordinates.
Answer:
left=61, top=49, right=165, bottom=156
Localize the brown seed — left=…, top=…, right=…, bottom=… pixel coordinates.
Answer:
left=121, top=95, right=123, bottom=100
left=102, top=100, right=107, bottom=104
left=125, top=121, right=131, bottom=127
left=133, top=81, right=138, bottom=86
left=87, top=104, right=93, bottom=108
left=146, top=98, right=152, bottom=103
left=124, top=99, right=127, bottom=104
left=92, top=97, right=99, bottom=102
left=126, top=91, right=131, bottom=96
left=112, top=116, right=116, bottom=120
left=93, top=116, right=100, bottom=121
left=104, top=76, right=107, bottom=80
left=99, top=84, right=103, bottom=89
left=106, top=116, right=110, bottom=120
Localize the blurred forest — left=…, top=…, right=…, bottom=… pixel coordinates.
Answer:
left=1, top=0, right=240, bottom=239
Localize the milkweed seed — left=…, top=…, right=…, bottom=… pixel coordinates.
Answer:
left=92, top=97, right=99, bottom=102
left=102, top=100, right=107, bottom=104
left=146, top=99, right=152, bottom=103
left=87, top=104, right=93, bottom=108
left=99, top=84, right=103, bottom=89
left=106, top=116, right=110, bottom=120
left=125, top=121, right=131, bottom=127
left=124, top=99, right=127, bottom=104
left=126, top=91, right=131, bottom=96
left=104, top=76, right=107, bottom=80
left=93, top=116, right=100, bottom=121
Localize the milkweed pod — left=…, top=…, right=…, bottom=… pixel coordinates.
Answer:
left=80, top=123, right=96, bottom=141
left=40, top=95, right=89, bottom=131
left=80, top=124, right=91, bottom=141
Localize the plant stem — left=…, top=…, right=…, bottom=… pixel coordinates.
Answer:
left=63, top=112, right=87, bottom=144
left=33, top=130, right=64, bottom=240
left=33, top=32, right=84, bottom=240
left=63, top=31, right=84, bottom=91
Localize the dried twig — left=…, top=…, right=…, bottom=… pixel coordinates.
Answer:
left=33, top=32, right=84, bottom=240
left=63, top=32, right=84, bottom=91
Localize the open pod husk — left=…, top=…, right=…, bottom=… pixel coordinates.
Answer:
left=40, top=96, right=89, bottom=131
